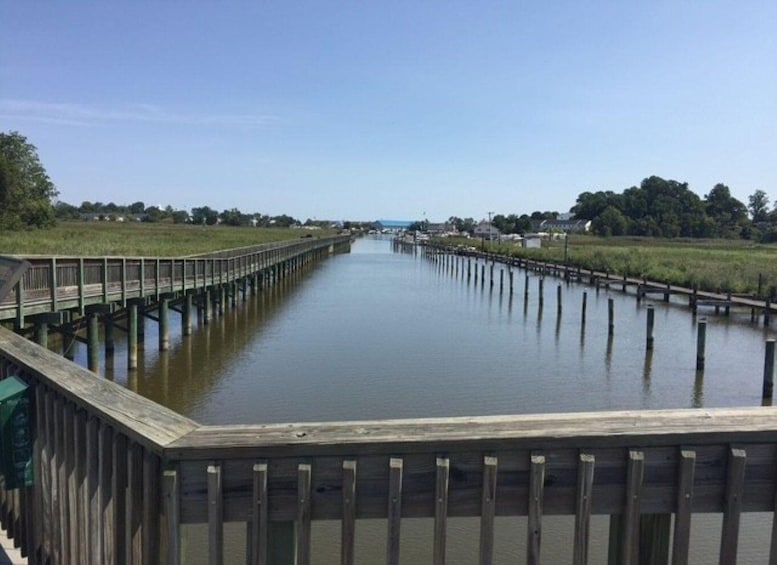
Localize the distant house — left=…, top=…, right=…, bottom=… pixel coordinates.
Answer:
left=427, top=222, right=456, bottom=236
left=473, top=221, right=501, bottom=240
left=539, top=217, right=591, bottom=233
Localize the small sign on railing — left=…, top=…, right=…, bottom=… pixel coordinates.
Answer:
left=0, top=375, right=33, bottom=489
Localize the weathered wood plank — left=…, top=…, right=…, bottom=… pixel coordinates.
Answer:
left=672, top=450, right=696, bottom=565
left=527, top=453, right=545, bottom=565
left=341, top=460, right=356, bottom=565
left=142, top=451, right=160, bottom=565
left=719, top=448, right=746, bottom=564
left=573, top=453, right=595, bottom=565
left=479, top=456, right=497, bottom=565
left=386, top=457, right=403, bottom=565
left=167, top=407, right=777, bottom=460
left=162, top=468, right=180, bottom=565
left=87, top=416, right=101, bottom=565
left=621, top=450, right=644, bottom=565
left=433, top=457, right=449, bottom=565
left=208, top=463, right=223, bottom=565
left=0, top=329, right=197, bottom=450
left=250, top=462, right=268, bottom=565
left=112, top=433, right=128, bottom=565
left=296, top=464, right=312, bottom=565
left=100, top=425, right=115, bottom=565
left=127, top=443, right=143, bottom=565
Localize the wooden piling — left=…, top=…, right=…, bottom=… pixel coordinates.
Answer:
left=481, top=265, right=485, bottom=287
left=608, top=298, right=614, bottom=336
left=581, top=292, right=587, bottom=327
left=500, top=270, right=504, bottom=293
left=525, top=274, right=530, bottom=300
left=509, top=271, right=514, bottom=295
left=159, top=298, right=170, bottom=351
left=763, top=339, right=775, bottom=400
left=557, top=284, right=562, bottom=316
left=35, top=322, right=48, bottom=348
left=128, top=304, right=138, bottom=371
left=104, top=314, right=114, bottom=354
left=539, top=279, right=544, bottom=308
left=87, top=313, right=99, bottom=373
left=696, top=318, right=707, bottom=371
left=490, top=265, right=494, bottom=289
left=646, top=305, right=655, bottom=351
left=182, top=293, right=192, bottom=337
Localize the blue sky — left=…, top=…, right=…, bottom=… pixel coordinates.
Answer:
left=1, top=1, right=775, bottom=222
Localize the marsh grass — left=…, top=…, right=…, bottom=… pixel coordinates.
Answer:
left=0, top=221, right=336, bottom=257
left=458, top=235, right=777, bottom=296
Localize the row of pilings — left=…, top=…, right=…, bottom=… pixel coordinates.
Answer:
left=20, top=239, right=350, bottom=374
left=398, top=238, right=777, bottom=404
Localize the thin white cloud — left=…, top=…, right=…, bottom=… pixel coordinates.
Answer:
left=0, top=99, right=274, bottom=127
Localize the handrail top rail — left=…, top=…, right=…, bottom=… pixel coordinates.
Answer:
left=166, top=405, right=777, bottom=460
left=0, top=327, right=197, bottom=453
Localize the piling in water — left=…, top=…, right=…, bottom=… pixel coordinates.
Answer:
left=581, top=292, right=587, bottom=326
left=557, top=284, right=562, bottom=316
left=696, top=318, right=707, bottom=371
left=608, top=298, right=614, bottom=336
left=128, top=303, right=138, bottom=370
left=87, top=312, right=99, bottom=373
left=646, top=305, right=655, bottom=350
left=763, top=339, right=775, bottom=399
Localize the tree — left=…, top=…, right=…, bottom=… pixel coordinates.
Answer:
left=191, top=206, right=219, bottom=225
left=704, top=183, right=748, bottom=237
left=749, top=190, right=770, bottom=223
left=0, top=131, right=58, bottom=229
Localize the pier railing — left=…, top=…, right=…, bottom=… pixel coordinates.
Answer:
left=2, top=323, right=777, bottom=564
left=0, top=235, right=350, bottom=324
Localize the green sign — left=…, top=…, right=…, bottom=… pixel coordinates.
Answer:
left=0, top=376, right=33, bottom=489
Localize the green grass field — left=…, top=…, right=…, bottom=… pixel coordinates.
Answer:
left=0, top=221, right=337, bottom=257
left=456, top=235, right=777, bottom=296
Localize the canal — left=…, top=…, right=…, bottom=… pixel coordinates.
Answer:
left=76, top=236, right=777, bottom=563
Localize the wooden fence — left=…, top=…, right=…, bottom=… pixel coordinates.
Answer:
left=2, top=325, right=777, bottom=564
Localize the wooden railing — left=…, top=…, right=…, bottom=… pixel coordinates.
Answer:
left=2, top=323, right=777, bottom=564
left=0, top=235, right=350, bottom=324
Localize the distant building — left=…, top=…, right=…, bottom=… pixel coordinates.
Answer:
left=473, top=221, right=501, bottom=240
left=539, top=216, right=591, bottom=233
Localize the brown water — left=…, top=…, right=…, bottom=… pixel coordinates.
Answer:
left=68, top=236, right=777, bottom=563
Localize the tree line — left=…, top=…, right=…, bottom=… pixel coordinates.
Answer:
left=54, top=200, right=301, bottom=228
left=571, top=176, right=775, bottom=241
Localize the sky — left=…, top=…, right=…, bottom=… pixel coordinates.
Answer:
left=1, top=1, right=775, bottom=222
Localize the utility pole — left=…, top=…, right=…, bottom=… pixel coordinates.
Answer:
left=487, top=211, right=494, bottom=251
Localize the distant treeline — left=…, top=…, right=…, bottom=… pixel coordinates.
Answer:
left=476, top=176, right=774, bottom=242
left=54, top=200, right=331, bottom=228
left=571, top=176, right=774, bottom=241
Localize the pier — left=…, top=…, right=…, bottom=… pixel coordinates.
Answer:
left=1, top=236, right=777, bottom=563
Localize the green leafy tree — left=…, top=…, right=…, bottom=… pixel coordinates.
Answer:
left=749, top=190, right=770, bottom=222
left=0, top=131, right=58, bottom=229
